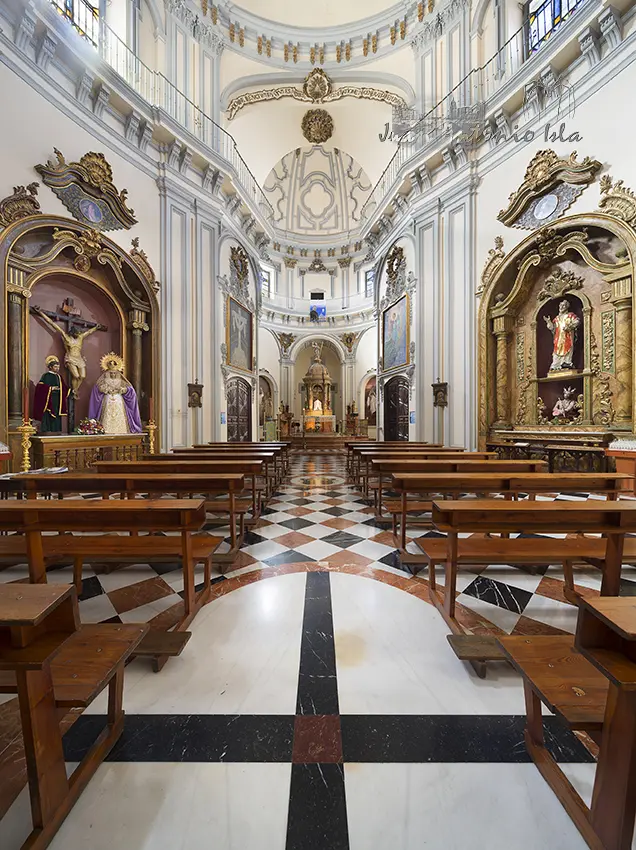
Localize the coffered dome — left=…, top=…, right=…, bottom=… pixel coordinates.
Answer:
left=263, top=145, right=373, bottom=239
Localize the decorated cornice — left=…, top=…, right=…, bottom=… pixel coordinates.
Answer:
left=227, top=69, right=406, bottom=120
left=0, top=182, right=41, bottom=229
left=171, top=0, right=466, bottom=68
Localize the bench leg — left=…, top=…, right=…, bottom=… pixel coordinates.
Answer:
left=73, top=556, right=83, bottom=595
left=562, top=560, right=580, bottom=606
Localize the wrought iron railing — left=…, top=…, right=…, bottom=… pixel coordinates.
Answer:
left=48, top=0, right=274, bottom=222
left=50, top=0, right=98, bottom=47
left=527, top=0, right=582, bottom=54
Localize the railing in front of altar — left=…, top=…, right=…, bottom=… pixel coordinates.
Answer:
left=29, top=433, right=153, bottom=471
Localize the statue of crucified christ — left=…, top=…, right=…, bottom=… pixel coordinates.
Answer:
left=32, top=305, right=107, bottom=399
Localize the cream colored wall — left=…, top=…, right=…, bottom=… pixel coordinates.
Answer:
left=234, top=0, right=393, bottom=27
left=219, top=52, right=273, bottom=93
left=0, top=64, right=160, bottom=271
left=228, top=97, right=395, bottom=184
left=258, top=327, right=281, bottom=391
left=354, top=327, right=377, bottom=434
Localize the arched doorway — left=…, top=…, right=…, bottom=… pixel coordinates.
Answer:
left=227, top=376, right=252, bottom=442
left=384, top=376, right=409, bottom=441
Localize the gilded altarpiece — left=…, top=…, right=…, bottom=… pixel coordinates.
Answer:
left=0, top=180, right=160, bottom=470
left=479, top=174, right=636, bottom=471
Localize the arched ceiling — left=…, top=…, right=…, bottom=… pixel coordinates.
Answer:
left=228, top=0, right=397, bottom=29
left=263, top=145, right=374, bottom=239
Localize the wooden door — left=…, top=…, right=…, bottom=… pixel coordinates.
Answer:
left=384, top=376, right=409, bottom=441
left=227, top=377, right=252, bottom=442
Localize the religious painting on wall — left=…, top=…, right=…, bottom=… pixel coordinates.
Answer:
left=382, top=294, right=409, bottom=372
left=365, top=376, right=377, bottom=426
left=227, top=296, right=253, bottom=372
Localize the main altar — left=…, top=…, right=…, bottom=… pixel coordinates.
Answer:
left=302, top=343, right=336, bottom=433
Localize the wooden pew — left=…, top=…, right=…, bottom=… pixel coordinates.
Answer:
left=198, top=441, right=291, bottom=475
left=429, top=499, right=636, bottom=676
left=349, top=444, right=466, bottom=484
left=390, top=472, right=629, bottom=549
left=499, top=597, right=636, bottom=850
left=345, top=441, right=443, bottom=475
left=153, top=449, right=279, bottom=495
left=0, top=583, right=147, bottom=850
left=93, top=461, right=249, bottom=551
left=356, top=451, right=497, bottom=497
left=0, top=500, right=208, bottom=671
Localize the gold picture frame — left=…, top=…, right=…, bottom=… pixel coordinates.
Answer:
left=382, top=293, right=410, bottom=372
left=226, top=296, right=253, bottom=373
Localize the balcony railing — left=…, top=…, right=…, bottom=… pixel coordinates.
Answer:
left=361, top=0, right=589, bottom=225
left=47, top=0, right=274, bottom=223
left=51, top=0, right=98, bottom=47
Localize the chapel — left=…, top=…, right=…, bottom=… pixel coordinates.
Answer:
left=1, top=0, right=636, bottom=848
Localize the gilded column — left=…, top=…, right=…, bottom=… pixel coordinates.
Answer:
left=7, top=288, right=25, bottom=423
left=612, top=278, right=633, bottom=424
left=492, top=314, right=514, bottom=428
left=127, top=309, right=149, bottom=396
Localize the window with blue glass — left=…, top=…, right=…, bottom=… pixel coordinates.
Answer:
left=365, top=270, right=375, bottom=299
left=52, top=0, right=100, bottom=46
left=526, top=0, right=580, bottom=54
left=260, top=270, right=271, bottom=299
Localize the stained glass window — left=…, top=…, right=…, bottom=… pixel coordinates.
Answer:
left=51, top=0, right=99, bottom=47
left=527, top=0, right=580, bottom=54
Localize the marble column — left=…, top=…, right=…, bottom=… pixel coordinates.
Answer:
left=612, top=284, right=632, bottom=424
left=338, top=257, right=351, bottom=309
left=7, top=289, right=25, bottom=423
left=284, top=257, right=297, bottom=311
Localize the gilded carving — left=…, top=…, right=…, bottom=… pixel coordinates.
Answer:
left=601, top=310, right=615, bottom=373
left=476, top=235, right=505, bottom=297
left=35, top=149, right=137, bottom=231
left=52, top=227, right=121, bottom=272
left=536, top=267, right=585, bottom=302
left=301, top=109, right=334, bottom=144
left=515, top=341, right=534, bottom=425
left=497, top=150, right=601, bottom=228
left=590, top=331, right=615, bottom=425
left=227, top=69, right=406, bottom=120
left=597, top=175, right=636, bottom=229
left=277, top=333, right=295, bottom=355
left=0, top=182, right=41, bottom=228
left=340, top=332, right=358, bottom=352
left=516, top=333, right=525, bottom=382
left=130, top=237, right=160, bottom=292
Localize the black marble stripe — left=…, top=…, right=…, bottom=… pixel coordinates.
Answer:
left=340, top=715, right=595, bottom=763
left=296, top=571, right=339, bottom=716
left=63, top=714, right=294, bottom=763
left=285, top=764, right=350, bottom=850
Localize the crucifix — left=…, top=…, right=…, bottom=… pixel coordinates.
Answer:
left=31, top=298, right=107, bottom=430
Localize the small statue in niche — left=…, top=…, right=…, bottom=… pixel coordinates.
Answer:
left=552, top=386, right=582, bottom=421
left=33, top=355, right=70, bottom=433
left=313, top=398, right=323, bottom=412
left=88, top=353, right=142, bottom=434
left=543, top=299, right=580, bottom=372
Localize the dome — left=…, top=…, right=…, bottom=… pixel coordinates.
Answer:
left=263, top=145, right=372, bottom=239
left=306, top=361, right=330, bottom=380
left=231, top=0, right=395, bottom=29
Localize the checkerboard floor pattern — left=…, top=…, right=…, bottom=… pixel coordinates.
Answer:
left=2, top=451, right=635, bottom=638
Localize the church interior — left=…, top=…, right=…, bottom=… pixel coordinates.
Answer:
left=3, top=0, right=636, bottom=847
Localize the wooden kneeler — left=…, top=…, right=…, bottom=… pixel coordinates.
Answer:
left=0, top=583, right=147, bottom=850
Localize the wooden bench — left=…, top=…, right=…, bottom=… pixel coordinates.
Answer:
left=390, top=472, right=630, bottom=549
left=429, top=499, right=636, bottom=677
left=0, top=583, right=147, bottom=850
left=92, top=462, right=249, bottom=552
left=144, top=451, right=278, bottom=499
left=346, top=441, right=443, bottom=475
left=356, top=451, right=497, bottom=497
left=0, top=500, right=209, bottom=671
left=499, top=597, right=636, bottom=850
left=198, top=442, right=291, bottom=475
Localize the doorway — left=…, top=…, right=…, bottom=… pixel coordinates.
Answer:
left=227, top=376, right=252, bottom=442
left=384, top=375, right=409, bottom=441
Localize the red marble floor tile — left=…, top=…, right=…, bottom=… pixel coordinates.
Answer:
left=535, top=575, right=599, bottom=605
left=107, top=576, right=175, bottom=615
left=292, top=715, right=343, bottom=764
left=286, top=506, right=314, bottom=517
left=324, top=550, right=374, bottom=568
left=230, top=551, right=259, bottom=569
left=321, top=518, right=357, bottom=530
left=147, top=600, right=186, bottom=630
left=369, top=531, right=399, bottom=547
left=511, top=615, right=570, bottom=636
left=272, top=531, right=315, bottom=548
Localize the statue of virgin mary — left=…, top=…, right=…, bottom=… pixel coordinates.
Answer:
left=88, top=352, right=143, bottom=434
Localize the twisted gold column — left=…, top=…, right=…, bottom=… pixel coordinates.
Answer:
left=614, top=300, right=632, bottom=424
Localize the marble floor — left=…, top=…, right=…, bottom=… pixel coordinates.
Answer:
left=1, top=450, right=634, bottom=848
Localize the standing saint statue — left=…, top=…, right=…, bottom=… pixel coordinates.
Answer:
left=32, top=306, right=106, bottom=398
left=543, top=299, right=580, bottom=371
left=33, top=355, right=70, bottom=433
left=88, top=353, right=143, bottom=434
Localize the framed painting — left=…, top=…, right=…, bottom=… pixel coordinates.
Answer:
left=226, top=296, right=253, bottom=372
left=382, top=294, right=409, bottom=372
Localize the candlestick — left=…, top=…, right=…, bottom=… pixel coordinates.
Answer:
left=22, top=386, right=28, bottom=422
left=149, top=397, right=154, bottom=421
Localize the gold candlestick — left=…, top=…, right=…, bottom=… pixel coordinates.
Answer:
left=17, top=419, right=37, bottom=472
left=146, top=420, right=157, bottom=454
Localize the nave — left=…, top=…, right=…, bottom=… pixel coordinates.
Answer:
left=0, top=451, right=625, bottom=850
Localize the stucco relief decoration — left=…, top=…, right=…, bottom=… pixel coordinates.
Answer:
left=226, top=69, right=406, bottom=120
left=597, top=176, right=636, bottom=229
left=35, top=149, right=137, bottom=231
left=536, top=268, right=584, bottom=302
left=217, top=245, right=255, bottom=312
left=497, top=149, right=601, bottom=230
left=340, top=332, right=358, bottom=352
left=301, top=109, right=334, bottom=144
left=166, top=0, right=224, bottom=52
left=130, top=237, right=160, bottom=292
left=277, top=333, right=296, bottom=355
left=476, top=236, right=505, bottom=297
left=0, top=182, right=41, bottom=229
left=411, top=0, right=465, bottom=52
left=381, top=244, right=407, bottom=309
left=263, top=147, right=372, bottom=237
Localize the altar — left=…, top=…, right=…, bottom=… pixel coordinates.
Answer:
left=302, top=415, right=335, bottom=433
left=301, top=342, right=335, bottom=433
